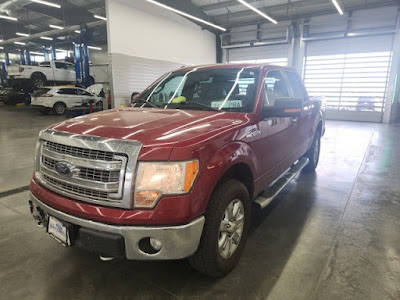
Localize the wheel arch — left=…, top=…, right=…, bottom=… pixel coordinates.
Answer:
left=31, top=72, right=47, bottom=81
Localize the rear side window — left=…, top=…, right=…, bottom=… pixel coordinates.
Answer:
left=55, top=62, right=68, bottom=69
left=40, top=62, right=51, bottom=67
left=32, top=88, right=51, bottom=97
left=58, top=88, right=77, bottom=95
left=285, top=71, right=308, bottom=99
left=66, top=64, right=75, bottom=71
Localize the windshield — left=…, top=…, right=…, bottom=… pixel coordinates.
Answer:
left=135, top=68, right=260, bottom=113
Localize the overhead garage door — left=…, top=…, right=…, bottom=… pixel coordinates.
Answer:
left=228, top=44, right=289, bottom=66
left=303, top=35, right=394, bottom=122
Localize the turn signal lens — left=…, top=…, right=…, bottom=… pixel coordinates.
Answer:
left=135, top=191, right=161, bottom=208
left=184, top=160, right=199, bottom=192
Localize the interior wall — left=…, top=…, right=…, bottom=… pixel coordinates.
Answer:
left=106, top=0, right=217, bottom=107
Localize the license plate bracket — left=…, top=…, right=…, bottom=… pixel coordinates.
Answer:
left=47, top=216, right=71, bottom=247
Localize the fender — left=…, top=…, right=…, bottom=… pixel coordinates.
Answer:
left=188, top=141, right=258, bottom=216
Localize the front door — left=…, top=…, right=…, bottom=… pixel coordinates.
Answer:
left=251, top=69, right=301, bottom=187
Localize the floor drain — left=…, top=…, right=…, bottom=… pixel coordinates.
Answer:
left=0, top=186, right=30, bottom=198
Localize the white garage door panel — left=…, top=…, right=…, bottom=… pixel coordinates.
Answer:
left=110, top=53, right=182, bottom=107
left=304, top=35, right=394, bottom=122
left=228, top=44, right=289, bottom=64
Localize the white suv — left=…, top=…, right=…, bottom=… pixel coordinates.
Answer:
left=30, top=84, right=104, bottom=115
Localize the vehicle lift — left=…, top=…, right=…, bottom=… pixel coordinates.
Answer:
left=66, top=26, right=101, bottom=118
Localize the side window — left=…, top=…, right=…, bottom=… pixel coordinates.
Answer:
left=285, top=71, right=308, bottom=99
left=58, top=88, right=76, bottom=95
left=264, top=70, right=289, bottom=107
left=66, top=64, right=75, bottom=71
left=55, top=62, right=62, bottom=69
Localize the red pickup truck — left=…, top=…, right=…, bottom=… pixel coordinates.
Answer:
left=29, top=64, right=325, bottom=277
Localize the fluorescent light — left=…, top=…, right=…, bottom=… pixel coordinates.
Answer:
left=74, top=30, right=81, bottom=34
left=0, top=15, right=17, bottom=21
left=49, top=24, right=64, bottom=29
left=87, top=46, right=102, bottom=50
left=94, top=15, right=107, bottom=21
left=0, top=47, right=3, bottom=49
left=236, top=0, right=277, bottom=24
left=56, top=48, right=66, bottom=51
left=146, top=0, right=226, bottom=31
left=14, top=41, right=26, bottom=45
left=30, top=51, right=44, bottom=55
left=16, top=32, right=30, bottom=37
left=40, top=36, right=53, bottom=40
left=331, top=0, right=344, bottom=15
left=0, top=39, right=3, bottom=42
left=31, top=0, right=61, bottom=8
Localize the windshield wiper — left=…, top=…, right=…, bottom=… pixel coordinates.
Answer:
left=133, top=99, right=158, bottom=109
left=165, top=101, right=219, bottom=112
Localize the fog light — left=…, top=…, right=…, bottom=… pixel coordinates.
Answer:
left=150, top=238, right=162, bottom=251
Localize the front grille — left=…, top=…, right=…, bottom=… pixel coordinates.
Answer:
left=43, top=156, right=120, bottom=183
left=46, top=141, right=114, bottom=161
left=36, top=129, right=142, bottom=209
left=43, top=174, right=112, bottom=201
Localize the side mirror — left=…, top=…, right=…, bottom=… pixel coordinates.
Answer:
left=263, top=97, right=303, bottom=118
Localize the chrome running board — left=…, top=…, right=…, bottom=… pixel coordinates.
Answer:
left=255, top=157, right=309, bottom=209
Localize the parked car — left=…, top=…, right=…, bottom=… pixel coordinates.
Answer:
left=28, top=64, right=325, bottom=277
left=30, top=84, right=104, bottom=115
left=7, top=60, right=95, bottom=89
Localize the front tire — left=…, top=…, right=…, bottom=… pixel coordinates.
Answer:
left=188, top=179, right=251, bottom=277
left=303, top=129, right=321, bottom=172
left=53, top=102, right=66, bottom=115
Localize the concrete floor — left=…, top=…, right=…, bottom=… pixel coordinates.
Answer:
left=1, top=106, right=400, bottom=300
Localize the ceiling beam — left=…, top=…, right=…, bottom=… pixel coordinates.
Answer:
left=218, top=0, right=398, bottom=28
left=212, top=0, right=397, bottom=23
left=200, top=0, right=259, bottom=12
left=147, top=0, right=222, bottom=33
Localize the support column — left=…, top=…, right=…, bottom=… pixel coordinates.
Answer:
left=19, top=49, right=26, bottom=65
left=74, top=43, right=82, bottom=86
left=51, top=46, right=57, bottom=60
left=25, top=49, right=31, bottom=65
left=383, top=17, right=400, bottom=123
left=5, top=51, right=10, bottom=66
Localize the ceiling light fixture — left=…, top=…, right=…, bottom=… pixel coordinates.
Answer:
left=40, top=36, right=53, bottom=40
left=14, top=41, right=25, bottom=45
left=94, top=15, right=107, bottom=21
left=30, top=51, right=44, bottom=55
left=16, top=32, right=30, bottom=37
left=331, top=0, right=344, bottom=15
left=31, top=0, right=61, bottom=9
left=146, top=0, right=226, bottom=31
left=49, top=24, right=64, bottom=29
left=0, top=46, right=3, bottom=49
left=74, top=30, right=81, bottom=34
left=87, top=46, right=102, bottom=50
left=0, top=15, right=18, bottom=21
left=236, top=0, right=277, bottom=24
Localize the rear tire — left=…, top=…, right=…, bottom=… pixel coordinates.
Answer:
left=53, top=102, right=66, bottom=115
left=303, top=129, right=321, bottom=172
left=31, top=74, right=46, bottom=89
left=188, top=179, right=251, bottom=277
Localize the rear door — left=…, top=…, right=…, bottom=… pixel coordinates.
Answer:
left=54, top=62, right=71, bottom=82
left=284, top=70, right=314, bottom=155
left=57, top=88, right=83, bottom=107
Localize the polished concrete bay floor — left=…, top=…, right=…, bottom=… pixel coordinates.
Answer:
left=1, top=106, right=399, bottom=300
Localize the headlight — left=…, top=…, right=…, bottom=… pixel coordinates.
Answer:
left=134, top=160, right=199, bottom=208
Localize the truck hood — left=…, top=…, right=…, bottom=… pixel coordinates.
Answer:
left=49, top=108, right=242, bottom=147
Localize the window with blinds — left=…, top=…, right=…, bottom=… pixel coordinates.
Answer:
left=303, top=51, right=392, bottom=113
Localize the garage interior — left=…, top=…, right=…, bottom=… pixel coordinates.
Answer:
left=1, top=0, right=400, bottom=299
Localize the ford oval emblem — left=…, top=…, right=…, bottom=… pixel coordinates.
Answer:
left=54, top=162, right=71, bottom=175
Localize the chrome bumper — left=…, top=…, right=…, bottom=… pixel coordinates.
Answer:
left=29, top=193, right=205, bottom=260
